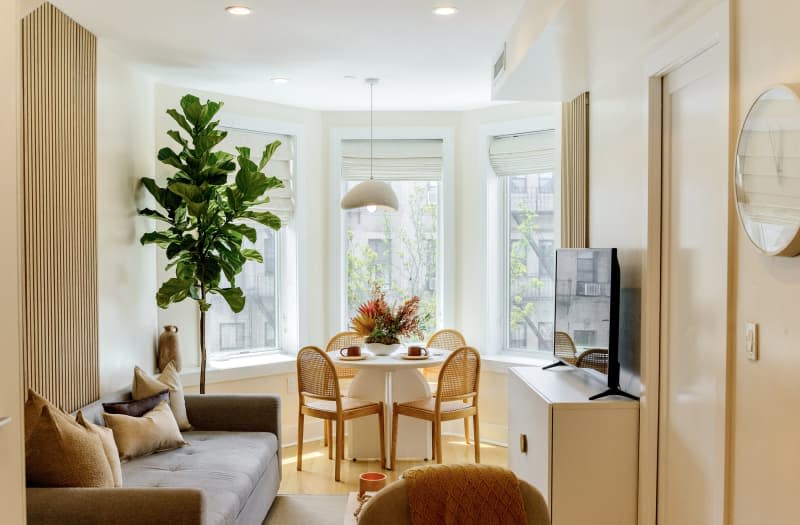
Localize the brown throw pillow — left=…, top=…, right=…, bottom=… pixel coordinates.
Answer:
left=26, top=405, right=115, bottom=488
left=103, top=400, right=187, bottom=460
left=132, top=363, right=191, bottom=431
left=76, top=411, right=123, bottom=487
left=24, top=389, right=59, bottom=443
left=103, top=390, right=170, bottom=417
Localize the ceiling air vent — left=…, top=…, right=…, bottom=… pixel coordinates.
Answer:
left=493, top=43, right=507, bottom=82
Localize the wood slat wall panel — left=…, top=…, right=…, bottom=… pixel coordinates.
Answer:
left=561, top=92, right=590, bottom=248
left=21, top=3, right=98, bottom=412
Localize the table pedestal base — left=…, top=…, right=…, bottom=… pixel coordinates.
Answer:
left=347, top=368, right=431, bottom=469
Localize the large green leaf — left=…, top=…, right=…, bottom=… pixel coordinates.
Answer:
left=224, top=223, right=257, bottom=243
left=156, top=278, right=194, bottom=308
left=166, top=108, right=193, bottom=136
left=180, top=95, right=202, bottom=127
left=241, top=210, right=282, bottom=230
left=258, top=140, right=282, bottom=171
left=166, top=130, right=187, bottom=147
left=214, top=287, right=245, bottom=313
left=168, top=182, right=204, bottom=203
left=138, top=208, right=171, bottom=224
left=242, top=248, right=263, bottom=263
left=140, top=231, right=176, bottom=247
left=235, top=169, right=270, bottom=201
left=158, top=147, right=185, bottom=170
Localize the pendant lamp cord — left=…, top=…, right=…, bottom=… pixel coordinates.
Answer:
left=370, top=81, right=374, bottom=180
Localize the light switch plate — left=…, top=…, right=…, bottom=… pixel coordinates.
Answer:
left=745, top=322, right=759, bottom=361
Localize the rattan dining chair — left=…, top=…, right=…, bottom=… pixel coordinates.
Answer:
left=554, top=331, right=578, bottom=365
left=296, top=346, right=385, bottom=481
left=576, top=348, right=609, bottom=374
left=322, top=331, right=365, bottom=452
left=391, top=347, right=481, bottom=466
left=425, top=329, right=471, bottom=444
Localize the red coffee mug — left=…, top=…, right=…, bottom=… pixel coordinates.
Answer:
left=340, top=345, right=361, bottom=357
left=407, top=346, right=428, bottom=357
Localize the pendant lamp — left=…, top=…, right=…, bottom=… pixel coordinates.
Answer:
left=340, top=78, right=399, bottom=212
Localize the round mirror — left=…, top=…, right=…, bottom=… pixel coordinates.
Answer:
left=736, top=84, right=800, bottom=256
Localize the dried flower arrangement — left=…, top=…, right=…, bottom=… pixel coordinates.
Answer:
left=350, top=287, right=429, bottom=345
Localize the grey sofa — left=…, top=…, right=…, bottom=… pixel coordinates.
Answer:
left=27, top=393, right=281, bottom=525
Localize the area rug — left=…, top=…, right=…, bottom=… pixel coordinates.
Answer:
left=264, top=494, right=349, bottom=525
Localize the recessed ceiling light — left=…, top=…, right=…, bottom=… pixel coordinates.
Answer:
left=225, top=5, right=251, bottom=16
left=432, top=6, right=458, bottom=16
left=271, top=77, right=290, bottom=84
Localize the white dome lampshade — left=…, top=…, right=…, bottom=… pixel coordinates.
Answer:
left=340, top=179, right=399, bottom=211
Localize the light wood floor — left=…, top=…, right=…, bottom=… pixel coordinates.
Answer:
left=279, top=436, right=508, bottom=494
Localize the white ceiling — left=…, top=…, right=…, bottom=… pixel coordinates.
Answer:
left=52, top=0, right=526, bottom=111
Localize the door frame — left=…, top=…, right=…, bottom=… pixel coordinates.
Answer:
left=640, top=4, right=730, bottom=525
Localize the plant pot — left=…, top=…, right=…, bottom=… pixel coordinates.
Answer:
left=365, top=343, right=403, bottom=356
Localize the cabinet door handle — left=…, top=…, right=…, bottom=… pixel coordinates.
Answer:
left=519, top=433, right=528, bottom=454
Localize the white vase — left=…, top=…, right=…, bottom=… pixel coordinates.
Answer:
left=365, top=343, right=403, bottom=356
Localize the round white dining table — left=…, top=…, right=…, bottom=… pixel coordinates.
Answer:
left=327, top=348, right=450, bottom=469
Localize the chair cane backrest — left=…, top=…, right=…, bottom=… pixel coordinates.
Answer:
left=554, top=331, right=578, bottom=365
left=436, top=347, right=480, bottom=403
left=576, top=348, right=609, bottom=374
left=426, top=329, right=467, bottom=352
left=325, top=331, right=364, bottom=379
left=296, top=346, right=341, bottom=403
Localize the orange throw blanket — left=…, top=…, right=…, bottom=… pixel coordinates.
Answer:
left=404, top=464, right=528, bottom=525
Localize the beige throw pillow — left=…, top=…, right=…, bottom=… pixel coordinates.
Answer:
left=76, top=411, right=123, bottom=487
left=132, top=362, right=191, bottom=430
left=103, top=400, right=187, bottom=460
left=26, top=405, right=115, bottom=488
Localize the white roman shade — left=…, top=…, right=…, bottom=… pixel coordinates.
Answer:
left=489, top=130, right=556, bottom=177
left=342, top=139, right=443, bottom=181
left=221, top=126, right=295, bottom=221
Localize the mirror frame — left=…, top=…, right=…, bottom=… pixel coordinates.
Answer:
left=735, top=83, right=800, bottom=257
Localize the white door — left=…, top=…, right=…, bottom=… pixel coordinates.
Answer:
left=658, top=45, right=728, bottom=525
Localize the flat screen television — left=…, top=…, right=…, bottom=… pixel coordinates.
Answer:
left=548, top=248, right=638, bottom=400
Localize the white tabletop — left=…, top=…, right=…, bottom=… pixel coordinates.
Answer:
left=328, top=348, right=450, bottom=370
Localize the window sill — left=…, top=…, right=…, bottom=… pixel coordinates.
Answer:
left=180, top=352, right=295, bottom=387
left=481, top=353, right=553, bottom=373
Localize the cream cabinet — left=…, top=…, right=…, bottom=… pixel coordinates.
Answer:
left=508, top=366, right=639, bottom=525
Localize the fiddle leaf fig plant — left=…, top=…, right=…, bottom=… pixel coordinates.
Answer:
left=139, top=94, right=283, bottom=393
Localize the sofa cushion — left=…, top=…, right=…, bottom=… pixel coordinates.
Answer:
left=104, top=401, right=188, bottom=460
left=121, top=431, right=278, bottom=525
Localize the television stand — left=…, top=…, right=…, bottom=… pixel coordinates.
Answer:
left=589, top=387, right=639, bottom=401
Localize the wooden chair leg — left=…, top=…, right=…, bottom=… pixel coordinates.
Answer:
left=391, top=403, right=399, bottom=470
left=473, top=413, right=481, bottom=464
left=323, top=420, right=329, bottom=447
left=434, top=419, right=443, bottom=465
left=296, top=412, right=304, bottom=471
left=335, top=416, right=344, bottom=482
left=463, top=417, right=470, bottom=444
left=377, top=403, right=386, bottom=469
left=327, top=418, right=333, bottom=460
left=430, top=421, right=436, bottom=462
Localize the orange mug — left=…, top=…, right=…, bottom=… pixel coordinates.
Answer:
left=340, top=346, right=361, bottom=357
left=407, top=345, right=428, bottom=357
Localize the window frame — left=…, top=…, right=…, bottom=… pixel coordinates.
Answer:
left=204, top=115, right=303, bottom=359
left=329, top=127, right=456, bottom=336
left=480, top=115, right=562, bottom=357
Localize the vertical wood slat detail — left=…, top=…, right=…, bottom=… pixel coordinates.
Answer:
left=21, top=3, right=98, bottom=412
left=561, top=91, right=590, bottom=248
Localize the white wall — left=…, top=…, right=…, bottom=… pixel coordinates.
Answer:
left=731, top=1, right=800, bottom=523
left=0, top=0, right=26, bottom=521
left=96, top=44, right=159, bottom=393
